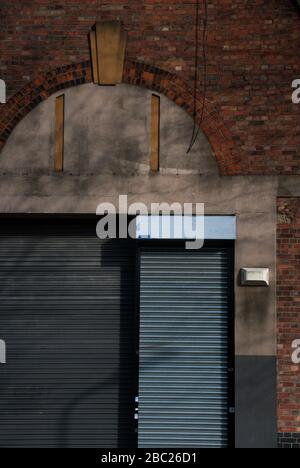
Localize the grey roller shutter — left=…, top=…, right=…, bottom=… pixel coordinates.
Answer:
left=138, top=245, right=232, bottom=448
left=0, top=220, right=137, bottom=448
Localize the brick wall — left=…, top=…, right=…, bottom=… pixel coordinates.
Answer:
left=278, top=198, right=300, bottom=448
left=0, top=1, right=300, bottom=174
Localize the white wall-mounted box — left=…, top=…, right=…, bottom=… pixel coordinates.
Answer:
left=240, top=268, right=270, bottom=287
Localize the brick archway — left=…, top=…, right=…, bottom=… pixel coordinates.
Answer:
left=0, top=60, right=241, bottom=175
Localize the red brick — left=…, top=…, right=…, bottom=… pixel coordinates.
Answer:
left=278, top=198, right=300, bottom=433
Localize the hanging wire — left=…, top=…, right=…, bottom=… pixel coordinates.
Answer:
left=187, top=0, right=208, bottom=154
left=97, top=0, right=101, bottom=21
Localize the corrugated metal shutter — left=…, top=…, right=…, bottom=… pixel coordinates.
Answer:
left=0, top=220, right=137, bottom=448
left=138, top=245, right=232, bottom=448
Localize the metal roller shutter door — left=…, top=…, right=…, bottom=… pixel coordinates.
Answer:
left=0, top=220, right=137, bottom=448
left=138, top=245, right=233, bottom=448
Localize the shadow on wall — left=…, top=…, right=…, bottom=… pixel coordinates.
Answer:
left=0, top=84, right=218, bottom=179
left=58, top=237, right=138, bottom=448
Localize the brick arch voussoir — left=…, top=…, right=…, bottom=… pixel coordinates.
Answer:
left=0, top=59, right=241, bottom=175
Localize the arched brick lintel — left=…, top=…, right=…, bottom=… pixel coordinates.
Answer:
left=0, top=60, right=241, bottom=175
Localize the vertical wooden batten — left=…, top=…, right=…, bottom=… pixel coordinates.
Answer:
left=89, top=21, right=127, bottom=86
left=150, top=94, right=160, bottom=172
left=89, top=29, right=99, bottom=84
left=54, top=95, right=65, bottom=172
left=115, top=28, right=127, bottom=84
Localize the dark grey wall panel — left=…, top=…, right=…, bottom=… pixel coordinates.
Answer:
left=138, top=245, right=233, bottom=448
left=235, top=356, right=277, bottom=448
left=0, top=220, right=137, bottom=448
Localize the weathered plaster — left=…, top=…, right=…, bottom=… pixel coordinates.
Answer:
left=0, top=84, right=217, bottom=177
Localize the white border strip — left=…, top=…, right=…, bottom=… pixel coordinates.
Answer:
left=136, top=215, right=236, bottom=240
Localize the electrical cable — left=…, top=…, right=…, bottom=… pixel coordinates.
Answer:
left=187, top=0, right=208, bottom=154
left=97, top=0, right=101, bottom=21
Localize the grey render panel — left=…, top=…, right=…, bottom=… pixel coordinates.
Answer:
left=235, top=356, right=277, bottom=449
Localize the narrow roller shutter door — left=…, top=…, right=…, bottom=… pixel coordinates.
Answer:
left=138, top=246, right=232, bottom=448
left=0, top=221, right=137, bottom=448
